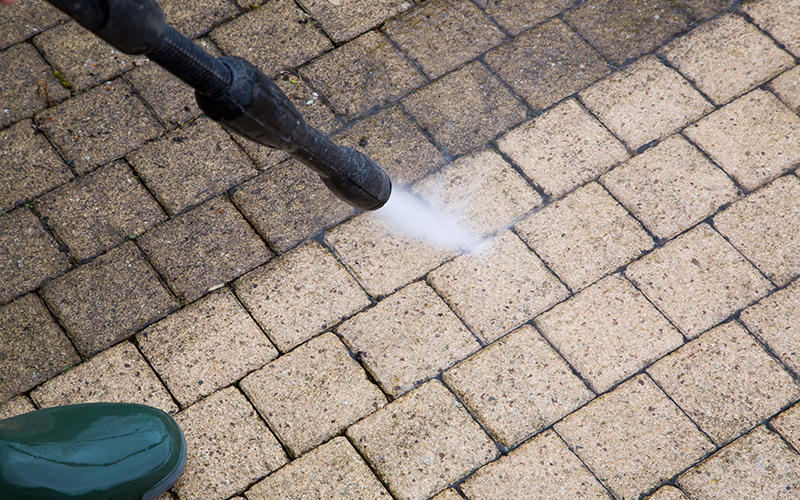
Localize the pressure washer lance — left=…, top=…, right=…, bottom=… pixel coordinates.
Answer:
left=44, top=0, right=392, bottom=211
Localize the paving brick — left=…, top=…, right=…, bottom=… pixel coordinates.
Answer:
left=137, top=288, right=278, bottom=407
left=36, top=79, right=163, bottom=175
left=0, top=293, right=79, bottom=403
left=555, top=375, right=714, bottom=500
left=648, top=321, right=800, bottom=445
left=412, top=149, right=541, bottom=240
left=676, top=0, right=734, bottom=21
left=0, top=396, right=36, bottom=420
left=334, top=105, right=443, bottom=187
left=40, top=241, right=178, bottom=356
left=296, top=0, right=413, bottom=43
left=0, top=119, right=72, bottom=213
left=0, top=43, right=68, bottom=129
left=428, top=231, right=569, bottom=343
left=485, top=19, right=609, bottom=113
left=232, top=159, right=356, bottom=253
left=0, top=207, right=70, bottom=305
left=430, top=489, right=461, bottom=500
left=626, top=224, right=773, bottom=338
left=515, top=182, right=653, bottom=292
left=127, top=117, right=256, bottom=216
left=498, top=98, right=629, bottom=199
left=325, top=212, right=456, bottom=298
left=661, top=14, right=794, bottom=105
left=643, top=485, right=689, bottom=500
left=714, top=176, right=800, bottom=286
left=741, top=279, right=800, bottom=376
left=159, top=0, right=237, bottom=38
left=601, top=134, right=738, bottom=240
left=769, top=65, right=800, bottom=114
left=241, top=333, right=386, bottom=456
left=473, top=0, right=573, bottom=35
left=300, top=31, right=425, bottom=120
left=741, top=0, right=800, bottom=58
left=233, top=241, right=369, bottom=353
left=579, top=55, right=713, bottom=150
left=460, top=429, right=611, bottom=500
left=678, top=426, right=800, bottom=499
left=536, top=273, right=683, bottom=393
left=403, top=62, right=527, bottom=156
left=35, top=161, right=166, bottom=262
left=210, top=0, right=332, bottom=77
left=772, top=401, right=800, bottom=452
left=0, top=0, right=66, bottom=50
left=29, top=341, right=177, bottom=413
left=384, top=0, right=506, bottom=80
left=33, top=21, right=135, bottom=92
left=174, top=386, right=288, bottom=500
left=444, top=325, right=593, bottom=447
left=338, top=281, right=480, bottom=397
left=684, top=89, right=800, bottom=192
left=347, top=380, right=498, bottom=500
left=246, top=437, right=391, bottom=499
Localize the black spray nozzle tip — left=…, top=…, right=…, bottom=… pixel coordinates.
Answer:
left=318, top=147, right=392, bottom=211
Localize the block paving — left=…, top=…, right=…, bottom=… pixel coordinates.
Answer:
left=2, top=1, right=800, bottom=499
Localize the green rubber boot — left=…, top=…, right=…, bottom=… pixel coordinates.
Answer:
left=0, top=403, right=186, bottom=500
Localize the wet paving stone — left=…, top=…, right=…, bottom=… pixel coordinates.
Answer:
left=0, top=396, right=36, bottom=420
left=296, top=0, right=413, bottom=43
left=772, top=401, right=800, bottom=453
left=740, top=279, right=800, bottom=377
left=740, top=0, right=800, bottom=58
left=159, top=0, right=237, bottom=39
left=473, top=0, right=573, bottom=35
left=0, top=0, right=66, bottom=50
left=768, top=65, right=800, bottom=114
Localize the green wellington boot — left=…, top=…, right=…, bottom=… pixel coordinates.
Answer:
left=0, top=402, right=186, bottom=500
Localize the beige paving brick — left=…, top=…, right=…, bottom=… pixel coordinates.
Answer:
left=35, top=161, right=166, bottom=262
left=555, top=375, right=715, bottom=500
left=0, top=0, right=66, bottom=50
left=769, top=65, right=800, bottom=114
left=679, top=0, right=734, bottom=22
left=36, top=79, right=163, bottom=175
left=300, top=31, right=425, bottom=120
left=296, top=0, right=413, bottom=43
left=430, top=489, right=461, bottom=500
left=210, top=0, right=332, bottom=77
left=159, top=0, right=237, bottom=38
left=601, top=134, right=739, bottom=240
left=325, top=212, right=456, bottom=298
left=678, top=426, right=800, bottom=499
left=740, top=279, right=800, bottom=376
left=348, top=380, right=498, bottom=500
left=648, top=321, right=800, bottom=445
left=233, top=241, right=369, bottom=353
left=485, top=19, right=610, bottom=113
left=0, top=207, right=70, bottom=305
left=564, top=0, right=687, bottom=65
left=232, top=159, right=356, bottom=253
left=536, top=273, right=683, bottom=393
left=714, top=175, right=800, bottom=286
left=0, top=43, right=68, bottom=129
left=246, top=436, right=391, bottom=499
left=412, top=149, right=541, bottom=240
left=741, top=0, right=800, bottom=58
left=684, top=89, right=800, bottom=191
left=460, top=429, right=611, bottom=500
left=515, top=182, right=653, bottom=291
left=33, top=21, right=134, bottom=92
left=661, top=14, right=794, bottom=105
left=428, top=231, right=569, bottom=343
left=335, top=106, right=443, bottom=187
left=772, top=401, right=800, bottom=452
left=29, top=341, right=177, bottom=414
left=473, top=0, right=572, bottom=35
left=138, top=197, right=271, bottom=303
left=403, top=62, right=527, bottom=156
left=174, top=387, right=288, bottom=500
left=498, top=98, right=629, bottom=199
left=384, top=0, right=506, bottom=80
left=579, top=55, right=713, bottom=150
left=0, top=396, right=36, bottom=420
left=644, top=485, right=689, bottom=500
left=0, top=119, right=71, bottom=213
left=443, top=325, right=593, bottom=447
left=127, top=117, right=256, bottom=216
left=241, top=333, right=386, bottom=457
left=137, top=288, right=278, bottom=407
left=338, top=281, right=479, bottom=397
left=40, top=241, right=178, bottom=356
left=626, top=223, right=773, bottom=338
left=0, top=293, right=79, bottom=403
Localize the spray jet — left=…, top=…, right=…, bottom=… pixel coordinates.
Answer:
left=44, top=0, right=392, bottom=211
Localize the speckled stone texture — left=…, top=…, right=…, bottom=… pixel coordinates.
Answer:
left=0, top=0, right=66, bottom=50
left=741, top=279, right=800, bottom=376
left=772, top=401, right=800, bottom=452
left=644, top=485, right=690, bottom=500
left=769, top=65, right=800, bottom=114
left=429, top=489, right=462, bottom=500
left=0, top=396, right=36, bottom=420
left=742, top=0, right=800, bottom=58
left=159, top=0, right=237, bottom=38
left=347, top=380, right=498, bottom=500
left=296, top=0, right=413, bottom=43
left=444, top=325, right=593, bottom=447
left=473, top=0, right=572, bottom=35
